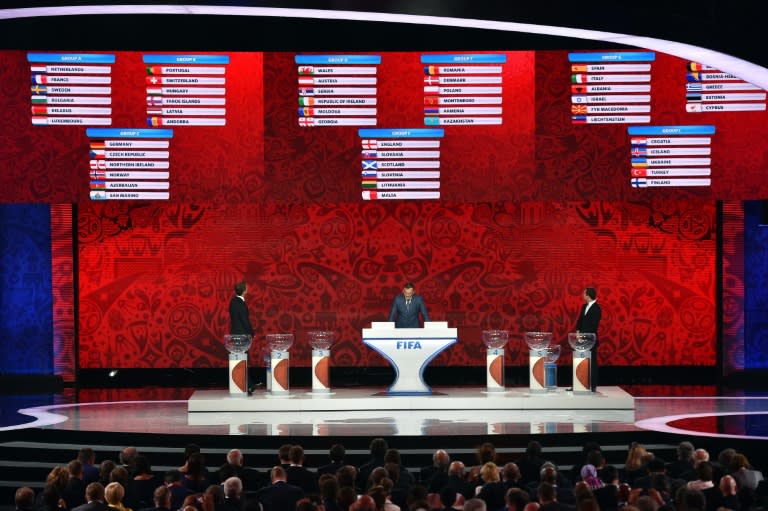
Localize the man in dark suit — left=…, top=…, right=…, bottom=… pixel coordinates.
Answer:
left=388, top=282, right=429, bottom=328
left=229, top=280, right=256, bottom=393
left=70, top=483, right=109, bottom=511
left=254, top=466, right=304, bottom=511
left=575, top=287, right=602, bottom=392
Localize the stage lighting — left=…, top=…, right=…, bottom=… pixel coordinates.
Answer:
left=108, top=370, right=118, bottom=378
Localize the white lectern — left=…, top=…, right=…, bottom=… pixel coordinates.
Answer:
left=362, top=321, right=457, bottom=395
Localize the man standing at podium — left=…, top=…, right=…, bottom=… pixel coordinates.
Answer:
left=388, top=282, right=430, bottom=328
left=575, top=287, right=601, bottom=392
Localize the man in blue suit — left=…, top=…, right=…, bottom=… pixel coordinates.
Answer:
left=388, top=282, right=430, bottom=328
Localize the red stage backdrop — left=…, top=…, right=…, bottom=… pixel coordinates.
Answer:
left=77, top=200, right=716, bottom=369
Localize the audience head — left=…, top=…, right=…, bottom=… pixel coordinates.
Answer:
left=383, top=448, right=402, bottom=465
left=636, top=495, right=659, bottom=511
left=153, top=485, right=171, bottom=508
left=676, top=441, right=695, bottom=462
left=67, top=459, right=84, bottom=479
left=335, top=465, right=357, bottom=489
left=15, top=487, right=35, bottom=510
left=674, top=486, right=705, bottom=511
left=480, top=462, right=500, bottom=483
left=351, top=494, right=376, bottom=511
left=695, top=461, right=713, bottom=482
left=538, top=482, right=556, bottom=503
left=729, top=453, right=751, bottom=471
left=104, top=482, right=125, bottom=506
left=477, top=442, right=496, bottom=464
left=439, top=486, right=457, bottom=507
left=227, top=449, right=243, bottom=466
left=319, top=475, right=338, bottom=502
left=692, top=449, right=709, bottom=466
left=99, top=460, right=116, bottom=482
left=164, top=469, right=182, bottom=485
left=133, top=455, right=152, bottom=476
left=526, top=441, right=542, bottom=458
left=523, top=502, right=541, bottom=511
left=329, top=443, right=345, bottom=462
left=289, top=445, right=305, bottom=465
left=503, top=462, right=521, bottom=482
left=717, top=448, right=736, bottom=470
left=506, top=487, right=530, bottom=511
left=269, top=466, right=286, bottom=483
left=719, top=475, right=737, bottom=496
left=278, top=444, right=292, bottom=463
left=433, top=449, right=450, bottom=468
left=85, top=482, right=105, bottom=503
left=336, top=486, right=357, bottom=511
left=46, top=466, right=70, bottom=489
left=186, top=452, right=206, bottom=479
left=78, top=448, right=96, bottom=465
left=464, top=497, right=488, bottom=511
left=369, top=438, right=389, bottom=458
left=448, top=461, right=465, bottom=477
left=223, top=477, right=242, bottom=499
left=120, top=447, right=138, bottom=467
left=370, top=467, right=388, bottom=487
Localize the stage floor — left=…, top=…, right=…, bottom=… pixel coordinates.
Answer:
left=3, top=385, right=768, bottom=439
left=187, top=386, right=635, bottom=412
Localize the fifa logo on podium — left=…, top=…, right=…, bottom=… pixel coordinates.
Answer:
left=396, top=341, right=422, bottom=349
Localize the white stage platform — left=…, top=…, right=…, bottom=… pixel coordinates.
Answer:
left=187, top=386, right=634, bottom=413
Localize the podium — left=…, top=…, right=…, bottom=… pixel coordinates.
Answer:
left=362, top=321, right=457, bottom=395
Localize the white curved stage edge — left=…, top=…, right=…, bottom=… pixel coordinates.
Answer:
left=187, top=386, right=634, bottom=413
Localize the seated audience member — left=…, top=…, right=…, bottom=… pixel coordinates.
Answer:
left=218, top=449, right=263, bottom=491
left=517, top=442, right=546, bottom=487
left=729, top=453, right=764, bottom=491
left=419, top=449, right=450, bottom=488
left=357, top=438, right=389, bottom=491
left=502, top=463, right=525, bottom=492
left=384, top=449, right=415, bottom=491
left=592, top=466, right=620, bottom=511
left=38, top=466, right=70, bottom=511
left=163, top=471, right=192, bottom=511
left=178, top=445, right=200, bottom=474
left=705, top=474, right=739, bottom=511
left=538, top=481, right=575, bottom=511
left=350, top=494, right=376, bottom=511
left=286, top=445, right=318, bottom=495
left=446, top=461, right=473, bottom=500
left=130, top=456, right=159, bottom=510
left=579, top=465, right=604, bottom=491
left=623, top=444, right=650, bottom=486
left=505, top=487, right=531, bottom=511
left=64, top=460, right=87, bottom=509
left=335, top=465, right=358, bottom=492
left=317, top=474, right=339, bottom=511
left=463, top=497, right=488, bottom=511
left=105, top=483, right=133, bottom=511
left=78, top=449, right=101, bottom=485
left=137, top=486, right=171, bottom=511
left=119, top=449, right=138, bottom=477
left=71, top=483, right=108, bottom=511
left=182, top=453, right=210, bottom=494
left=336, top=486, right=357, bottom=511
left=39, top=485, right=67, bottom=511
left=476, top=462, right=507, bottom=511
left=99, top=462, right=117, bottom=488
left=687, top=462, right=714, bottom=491
left=221, top=477, right=243, bottom=511
left=15, top=487, right=36, bottom=511
left=673, top=486, right=706, bottom=511
left=317, top=444, right=346, bottom=477
left=666, top=442, right=695, bottom=480
left=253, top=466, right=304, bottom=511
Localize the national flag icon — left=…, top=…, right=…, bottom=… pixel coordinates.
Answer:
left=423, top=86, right=439, bottom=95
left=631, top=158, right=648, bottom=167
left=686, top=83, right=702, bottom=92
left=298, top=88, right=314, bottom=96
left=147, top=116, right=162, bottom=127
left=424, top=65, right=438, bottom=75
left=298, top=66, right=313, bottom=75
left=31, top=84, right=47, bottom=94
left=362, top=170, right=377, bottom=178
left=571, top=105, right=587, bottom=115
left=298, top=96, right=314, bottom=106
left=631, top=168, right=647, bottom=177
left=424, top=107, right=439, bottom=114
left=31, top=74, right=47, bottom=84
left=362, top=160, right=377, bottom=170
left=147, top=96, right=162, bottom=106
left=90, top=180, right=106, bottom=191
left=631, top=177, right=647, bottom=188
left=31, top=117, right=47, bottom=126
left=298, top=77, right=314, bottom=85
left=424, top=96, right=438, bottom=105
left=298, top=117, right=314, bottom=127
left=147, top=87, right=162, bottom=95
left=89, top=150, right=105, bottom=159
left=298, top=107, right=315, bottom=117
left=146, top=76, right=161, bottom=85
left=90, top=170, right=106, bottom=179
left=571, top=64, right=588, bottom=72
left=631, top=146, right=647, bottom=157
left=361, top=180, right=377, bottom=189
left=31, top=95, right=47, bottom=104
left=424, top=117, right=440, bottom=126
left=90, top=191, right=107, bottom=200
left=571, top=74, right=587, bottom=84
left=571, top=95, right=588, bottom=104
left=571, top=85, right=587, bottom=94
left=686, top=72, right=701, bottom=82
left=424, top=76, right=439, bottom=85
left=361, top=139, right=376, bottom=149
left=686, top=93, right=702, bottom=102
left=687, top=62, right=703, bottom=72
left=90, top=141, right=105, bottom=150
left=571, top=115, right=587, bottom=124
left=362, top=150, right=377, bottom=158
left=146, top=66, right=162, bottom=75
left=686, top=103, right=702, bottom=113
left=30, top=66, right=46, bottom=73
left=147, top=108, right=162, bottom=115
left=630, top=137, right=647, bottom=145
left=31, top=105, right=46, bottom=115
left=89, top=159, right=106, bottom=170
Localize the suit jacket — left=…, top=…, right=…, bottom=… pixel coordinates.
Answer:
left=575, top=301, right=601, bottom=343
left=71, top=502, right=109, bottom=511
left=253, top=481, right=304, bottom=511
left=229, top=296, right=254, bottom=336
left=388, top=294, right=429, bottom=328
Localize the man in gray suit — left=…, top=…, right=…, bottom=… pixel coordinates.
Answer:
left=388, top=282, right=429, bottom=328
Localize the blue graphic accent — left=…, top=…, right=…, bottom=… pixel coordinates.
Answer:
left=295, top=55, right=381, bottom=65
left=0, top=205, right=53, bottom=375
left=27, top=53, right=115, bottom=64
left=358, top=128, right=444, bottom=138
left=568, top=52, right=655, bottom=62
left=86, top=128, right=173, bottom=138
left=143, top=55, right=229, bottom=64
left=628, top=125, right=716, bottom=136
left=421, top=54, right=507, bottom=64
left=745, top=201, right=768, bottom=369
